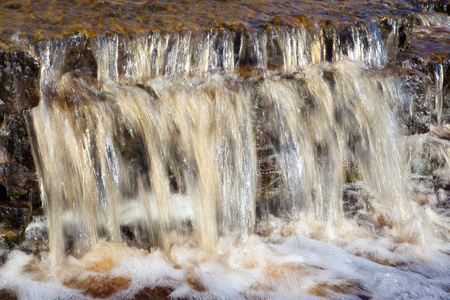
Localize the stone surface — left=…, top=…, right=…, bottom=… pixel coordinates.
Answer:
left=418, top=0, right=450, bottom=14
left=0, top=47, right=40, bottom=234
left=0, top=289, right=18, bottom=300
left=0, top=45, right=40, bottom=114
left=377, top=67, right=432, bottom=134
left=0, top=113, right=38, bottom=198
left=397, top=20, right=450, bottom=127
left=0, top=200, right=32, bottom=229
left=134, top=286, right=174, bottom=300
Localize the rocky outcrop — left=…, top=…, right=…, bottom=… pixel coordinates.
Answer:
left=397, top=13, right=450, bottom=127
left=417, top=0, right=450, bottom=15
left=0, top=46, right=40, bottom=245
left=0, top=200, right=32, bottom=229
left=377, top=67, right=432, bottom=134
left=0, top=113, right=39, bottom=198
left=0, top=45, right=40, bottom=114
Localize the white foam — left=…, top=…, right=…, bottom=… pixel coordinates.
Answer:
left=1, top=229, right=449, bottom=299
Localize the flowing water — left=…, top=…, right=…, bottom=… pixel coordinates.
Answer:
left=1, top=2, right=450, bottom=299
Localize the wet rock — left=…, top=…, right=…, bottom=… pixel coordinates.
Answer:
left=378, top=67, right=432, bottom=134
left=0, top=289, right=18, bottom=300
left=376, top=18, right=401, bottom=63
left=0, top=215, right=48, bottom=266
left=0, top=113, right=38, bottom=198
left=308, top=279, right=371, bottom=299
left=0, top=200, right=32, bottom=229
left=64, top=275, right=131, bottom=298
left=134, top=286, right=174, bottom=300
left=16, top=215, right=48, bottom=256
left=417, top=0, right=450, bottom=15
left=397, top=24, right=450, bottom=126
left=62, top=34, right=97, bottom=78
left=0, top=0, right=417, bottom=42
left=0, top=44, right=40, bottom=114
left=0, top=45, right=40, bottom=233
left=343, top=183, right=373, bottom=221
left=0, top=227, right=25, bottom=250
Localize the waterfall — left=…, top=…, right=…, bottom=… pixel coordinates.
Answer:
left=1, top=3, right=450, bottom=298
left=29, top=40, right=441, bottom=263
left=27, top=17, right=448, bottom=262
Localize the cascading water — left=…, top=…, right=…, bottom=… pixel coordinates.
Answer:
left=30, top=73, right=258, bottom=260
left=1, top=2, right=450, bottom=299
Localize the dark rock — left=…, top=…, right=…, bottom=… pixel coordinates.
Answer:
left=417, top=0, right=450, bottom=15
left=397, top=23, right=450, bottom=127
left=134, top=286, right=174, bottom=300
left=0, top=45, right=40, bottom=239
left=0, top=227, right=25, bottom=250
left=0, top=113, right=38, bottom=198
left=62, top=34, right=97, bottom=78
left=376, top=18, right=400, bottom=63
left=0, top=45, right=40, bottom=114
left=0, top=289, right=18, bottom=300
left=377, top=67, right=432, bottom=134
left=0, top=200, right=32, bottom=229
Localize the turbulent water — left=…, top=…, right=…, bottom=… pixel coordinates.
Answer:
left=1, top=6, right=450, bottom=300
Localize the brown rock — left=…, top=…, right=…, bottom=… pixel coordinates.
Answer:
left=398, top=22, right=450, bottom=127
left=134, top=286, right=174, bottom=300
left=0, top=227, right=25, bottom=249
left=0, top=200, right=32, bottom=229
left=376, top=67, right=432, bottom=134
left=0, top=289, right=18, bottom=300
left=0, top=45, right=40, bottom=114
left=64, top=275, right=131, bottom=299
left=0, top=113, right=38, bottom=198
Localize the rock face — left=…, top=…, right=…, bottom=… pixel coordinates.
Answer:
left=0, top=113, right=39, bottom=198
left=397, top=11, right=450, bottom=127
left=0, top=200, right=32, bottom=229
left=0, top=46, right=40, bottom=245
left=376, top=67, right=432, bottom=134
left=0, top=46, right=40, bottom=114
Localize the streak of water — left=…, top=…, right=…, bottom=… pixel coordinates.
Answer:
left=88, top=23, right=387, bottom=85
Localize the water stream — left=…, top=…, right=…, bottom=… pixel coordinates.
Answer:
left=0, top=2, right=450, bottom=299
